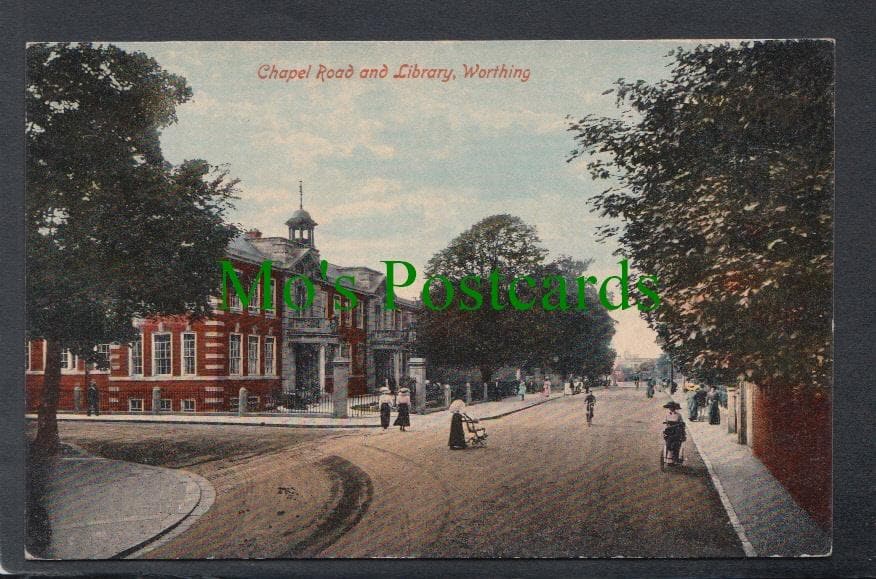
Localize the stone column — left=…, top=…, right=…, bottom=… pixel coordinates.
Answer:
left=465, top=382, right=472, bottom=405
left=483, top=381, right=489, bottom=402
left=726, top=384, right=738, bottom=434
left=408, top=357, right=426, bottom=413
left=444, top=383, right=451, bottom=407
left=282, top=341, right=296, bottom=393
left=238, top=387, right=248, bottom=416
left=318, top=344, right=326, bottom=393
left=332, top=357, right=350, bottom=418
left=152, top=386, right=161, bottom=415
left=393, top=351, right=401, bottom=389
left=73, top=386, right=83, bottom=412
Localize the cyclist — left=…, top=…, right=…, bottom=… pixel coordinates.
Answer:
left=584, top=391, right=596, bottom=425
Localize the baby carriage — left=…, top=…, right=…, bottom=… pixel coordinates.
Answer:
left=661, top=420, right=686, bottom=470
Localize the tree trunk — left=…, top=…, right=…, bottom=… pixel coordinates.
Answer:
left=479, top=365, right=494, bottom=384
left=33, top=339, right=61, bottom=457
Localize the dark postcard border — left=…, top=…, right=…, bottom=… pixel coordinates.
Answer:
left=1, top=1, right=873, bottom=577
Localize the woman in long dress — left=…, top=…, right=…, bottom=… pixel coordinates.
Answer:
left=394, top=386, right=411, bottom=431
left=378, top=386, right=393, bottom=429
left=542, top=378, right=552, bottom=398
left=707, top=385, right=721, bottom=425
left=448, top=399, right=467, bottom=449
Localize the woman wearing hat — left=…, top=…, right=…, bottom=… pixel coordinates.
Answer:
left=394, top=383, right=412, bottom=431
left=448, top=399, right=467, bottom=449
left=662, top=401, right=686, bottom=464
left=378, top=386, right=393, bottom=429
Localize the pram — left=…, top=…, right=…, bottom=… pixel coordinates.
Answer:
left=661, top=420, right=686, bottom=470
left=461, top=413, right=488, bottom=447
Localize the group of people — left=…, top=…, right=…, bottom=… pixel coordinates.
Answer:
left=685, top=384, right=722, bottom=425
left=377, top=380, right=413, bottom=431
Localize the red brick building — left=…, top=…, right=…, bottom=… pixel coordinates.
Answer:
left=26, top=199, right=419, bottom=414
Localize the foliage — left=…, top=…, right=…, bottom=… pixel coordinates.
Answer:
left=27, top=43, right=239, bottom=454
left=568, top=40, right=833, bottom=388
left=415, top=215, right=615, bottom=382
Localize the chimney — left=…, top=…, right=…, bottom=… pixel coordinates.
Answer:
left=245, top=228, right=262, bottom=239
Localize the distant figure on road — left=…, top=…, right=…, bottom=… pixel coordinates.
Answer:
left=573, top=377, right=583, bottom=394
left=634, top=374, right=640, bottom=389
left=86, top=382, right=100, bottom=416
left=707, top=385, right=721, bottom=425
left=564, top=381, right=573, bottom=396
left=686, top=387, right=699, bottom=421
left=378, top=386, right=393, bottom=429
left=394, top=386, right=411, bottom=431
left=448, top=399, right=467, bottom=449
left=517, top=381, right=526, bottom=401
left=670, top=380, right=678, bottom=395
left=646, top=378, right=655, bottom=398
left=542, top=378, right=552, bottom=398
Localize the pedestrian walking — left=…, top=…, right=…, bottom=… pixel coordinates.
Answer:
left=394, top=385, right=411, bottom=431
left=573, top=377, right=583, bottom=394
left=707, top=385, right=721, bottom=425
left=634, top=374, right=640, bottom=389
left=448, top=399, right=467, bottom=449
left=686, top=386, right=699, bottom=421
left=86, top=382, right=100, bottom=416
left=542, top=377, right=552, bottom=398
left=378, top=386, right=393, bottom=429
left=564, top=381, right=573, bottom=396
left=517, top=381, right=526, bottom=401
left=646, top=377, right=655, bottom=398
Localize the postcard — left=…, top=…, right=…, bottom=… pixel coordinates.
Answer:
left=24, top=40, right=832, bottom=559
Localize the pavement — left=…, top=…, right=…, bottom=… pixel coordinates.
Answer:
left=26, top=391, right=566, bottom=429
left=664, top=385, right=831, bottom=557
left=33, top=444, right=215, bottom=559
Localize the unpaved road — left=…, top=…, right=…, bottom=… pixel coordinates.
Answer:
left=49, top=388, right=744, bottom=558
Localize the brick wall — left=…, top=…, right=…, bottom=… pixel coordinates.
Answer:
left=751, top=383, right=832, bottom=529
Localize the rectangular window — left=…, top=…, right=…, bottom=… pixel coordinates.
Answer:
left=248, top=335, right=260, bottom=375
left=130, top=336, right=143, bottom=376
left=249, top=281, right=261, bottom=314
left=266, top=279, right=277, bottom=317
left=357, top=303, right=365, bottom=329
left=229, top=269, right=243, bottom=311
left=182, top=332, right=196, bottom=375
left=95, top=343, right=110, bottom=367
left=181, top=399, right=196, bottom=412
left=128, top=398, right=144, bottom=412
left=60, top=348, right=73, bottom=370
left=340, top=341, right=351, bottom=359
left=264, top=337, right=275, bottom=375
left=159, top=399, right=172, bottom=412
left=152, top=333, right=172, bottom=376
left=229, top=334, right=242, bottom=375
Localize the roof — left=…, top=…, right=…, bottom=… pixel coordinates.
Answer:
left=227, top=234, right=266, bottom=262
left=285, top=208, right=317, bottom=227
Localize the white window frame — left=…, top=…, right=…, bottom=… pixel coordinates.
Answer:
left=229, top=333, right=242, bottom=375
left=60, top=348, right=74, bottom=371
left=128, top=398, right=144, bottom=413
left=248, top=281, right=262, bottom=314
left=357, top=303, right=365, bottom=329
left=152, top=332, right=172, bottom=376
left=181, top=332, right=197, bottom=376
left=159, top=398, right=172, bottom=412
left=95, top=343, right=111, bottom=371
left=129, top=335, right=143, bottom=376
left=266, top=279, right=277, bottom=318
left=339, top=341, right=351, bottom=359
left=228, top=268, right=243, bottom=311
left=247, top=335, right=260, bottom=376
left=264, top=336, right=276, bottom=376
left=181, top=399, right=196, bottom=412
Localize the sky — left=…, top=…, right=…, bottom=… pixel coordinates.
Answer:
left=117, top=40, right=710, bottom=358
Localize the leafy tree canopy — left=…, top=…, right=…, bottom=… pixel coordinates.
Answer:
left=27, top=43, right=239, bottom=454
left=568, top=40, right=833, bottom=388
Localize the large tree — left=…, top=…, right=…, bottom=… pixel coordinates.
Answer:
left=415, top=215, right=616, bottom=383
left=27, top=43, right=239, bottom=455
left=568, top=40, right=833, bottom=388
